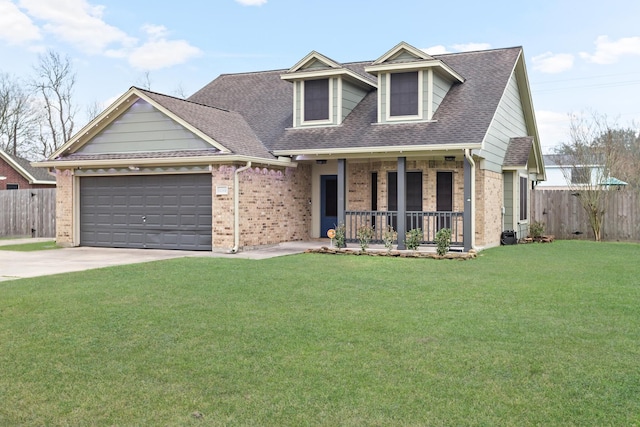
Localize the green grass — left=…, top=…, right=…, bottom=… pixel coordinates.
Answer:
left=0, top=240, right=60, bottom=251
left=1, top=240, right=639, bottom=426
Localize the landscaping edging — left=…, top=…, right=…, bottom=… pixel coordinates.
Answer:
left=306, top=247, right=477, bottom=260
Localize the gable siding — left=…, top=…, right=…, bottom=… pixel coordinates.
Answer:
left=432, top=72, right=452, bottom=116
left=301, top=59, right=332, bottom=71
left=76, top=99, right=211, bottom=154
left=342, top=80, right=368, bottom=122
left=389, top=51, right=420, bottom=63
left=480, top=72, right=527, bottom=173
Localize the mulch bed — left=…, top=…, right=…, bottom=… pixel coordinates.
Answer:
left=521, top=235, right=555, bottom=243
left=306, top=246, right=477, bottom=260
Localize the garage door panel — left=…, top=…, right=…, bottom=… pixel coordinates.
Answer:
left=80, top=174, right=212, bottom=250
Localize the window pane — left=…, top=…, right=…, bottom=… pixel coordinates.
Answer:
left=304, top=79, right=329, bottom=121
left=520, top=177, right=527, bottom=221
left=390, top=72, right=418, bottom=116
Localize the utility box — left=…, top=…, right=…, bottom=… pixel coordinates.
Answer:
left=501, top=230, right=517, bottom=245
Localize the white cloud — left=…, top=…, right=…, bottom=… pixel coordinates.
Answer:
left=235, top=0, right=267, bottom=5
left=9, top=0, right=201, bottom=70
left=580, top=35, right=640, bottom=64
left=536, top=110, right=571, bottom=152
left=532, top=52, right=574, bottom=74
left=127, top=38, right=202, bottom=70
left=18, top=0, right=135, bottom=54
left=451, top=42, right=492, bottom=52
left=112, top=23, right=201, bottom=70
left=0, top=0, right=41, bottom=44
left=422, top=45, right=449, bottom=55
left=422, top=43, right=491, bottom=55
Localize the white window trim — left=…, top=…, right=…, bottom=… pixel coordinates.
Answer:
left=301, top=78, right=334, bottom=126
left=518, top=173, right=529, bottom=224
left=385, top=70, right=424, bottom=122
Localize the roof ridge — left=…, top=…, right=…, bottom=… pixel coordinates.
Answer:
left=136, top=86, right=232, bottom=113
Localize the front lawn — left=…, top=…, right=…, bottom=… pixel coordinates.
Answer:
left=1, top=241, right=639, bottom=426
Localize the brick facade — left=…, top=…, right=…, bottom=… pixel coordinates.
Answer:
left=55, top=169, right=74, bottom=247
left=212, top=164, right=311, bottom=250
left=0, top=158, right=52, bottom=190
left=474, top=169, right=503, bottom=248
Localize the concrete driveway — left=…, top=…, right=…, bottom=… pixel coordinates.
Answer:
left=0, top=238, right=326, bottom=282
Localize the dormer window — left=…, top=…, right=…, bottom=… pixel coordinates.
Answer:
left=389, top=71, right=419, bottom=117
left=303, top=79, right=329, bottom=122
left=365, top=41, right=465, bottom=124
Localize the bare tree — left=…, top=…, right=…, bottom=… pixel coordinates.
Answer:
left=554, top=112, right=623, bottom=241
left=137, top=71, right=153, bottom=90
left=0, top=73, right=39, bottom=158
left=32, top=50, right=78, bottom=158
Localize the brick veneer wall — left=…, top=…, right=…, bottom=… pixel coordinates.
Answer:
left=0, top=158, right=53, bottom=190
left=347, top=159, right=465, bottom=212
left=212, top=164, right=312, bottom=251
left=55, top=169, right=74, bottom=247
left=474, top=169, right=503, bottom=248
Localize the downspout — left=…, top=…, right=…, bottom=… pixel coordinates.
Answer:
left=229, top=161, right=252, bottom=254
left=464, top=149, right=476, bottom=249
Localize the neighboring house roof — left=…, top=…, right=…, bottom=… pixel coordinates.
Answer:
left=0, top=149, right=55, bottom=185
left=503, top=137, right=534, bottom=168
left=601, top=177, right=628, bottom=186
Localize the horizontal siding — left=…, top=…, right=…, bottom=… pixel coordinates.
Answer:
left=432, top=71, right=452, bottom=115
left=77, top=99, right=211, bottom=154
left=481, top=73, right=527, bottom=173
left=342, top=80, right=368, bottom=122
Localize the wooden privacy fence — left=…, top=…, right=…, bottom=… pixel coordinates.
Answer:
left=531, top=189, right=640, bottom=241
left=0, top=189, right=56, bottom=238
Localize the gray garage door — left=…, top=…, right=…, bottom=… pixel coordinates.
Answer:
left=80, top=174, right=212, bottom=250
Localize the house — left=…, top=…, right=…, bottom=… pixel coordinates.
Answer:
left=0, top=149, right=56, bottom=190
left=34, top=41, right=545, bottom=252
left=538, top=154, right=626, bottom=190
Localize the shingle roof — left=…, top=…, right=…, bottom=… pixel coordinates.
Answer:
left=140, top=89, right=274, bottom=159
left=1, top=150, right=55, bottom=183
left=503, top=137, right=533, bottom=167
left=188, top=47, right=523, bottom=153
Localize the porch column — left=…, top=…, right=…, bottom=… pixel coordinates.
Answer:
left=337, top=158, right=346, bottom=226
left=397, top=156, right=406, bottom=250
left=463, top=154, right=472, bottom=252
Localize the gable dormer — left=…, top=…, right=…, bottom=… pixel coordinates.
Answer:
left=364, top=42, right=465, bottom=124
left=281, top=51, right=376, bottom=128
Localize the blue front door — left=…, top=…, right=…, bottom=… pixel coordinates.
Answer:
left=320, top=175, right=338, bottom=237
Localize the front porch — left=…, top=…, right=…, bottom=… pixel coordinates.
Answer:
left=317, top=155, right=475, bottom=251
left=345, top=210, right=464, bottom=248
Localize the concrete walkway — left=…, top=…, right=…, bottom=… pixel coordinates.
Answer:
left=0, top=238, right=329, bottom=282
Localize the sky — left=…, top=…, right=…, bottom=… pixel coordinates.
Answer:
left=1, top=0, right=640, bottom=154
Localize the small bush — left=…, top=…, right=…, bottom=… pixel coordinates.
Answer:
left=435, top=228, right=452, bottom=256
left=405, top=228, right=423, bottom=250
left=382, top=225, right=396, bottom=253
left=334, top=223, right=346, bottom=248
left=529, top=221, right=545, bottom=239
left=357, top=224, right=374, bottom=251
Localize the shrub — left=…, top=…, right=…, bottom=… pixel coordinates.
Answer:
left=435, top=228, right=452, bottom=256
left=405, top=228, right=423, bottom=250
left=529, top=221, right=545, bottom=239
left=382, top=225, right=396, bottom=253
left=334, top=223, right=346, bottom=248
left=357, top=224, right=374, bottom=251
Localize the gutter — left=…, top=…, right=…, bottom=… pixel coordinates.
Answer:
left=229, top=161, right=252, bottom=254
left=464, top=149, right=476, bottom=249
